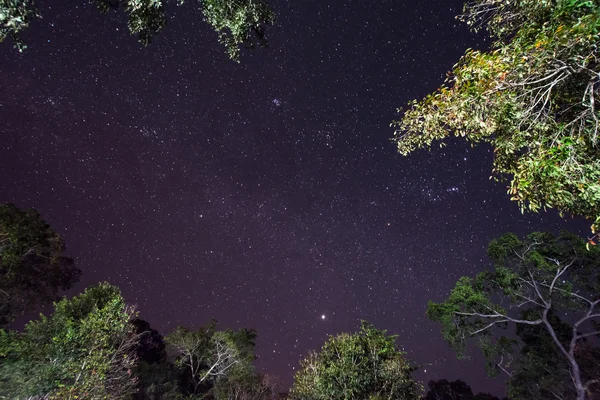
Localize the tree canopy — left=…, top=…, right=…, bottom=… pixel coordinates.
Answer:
left=0, top=283, right=276, bottom=400
left=165, top=321, right=259, bottom=396
left=0, top=202, right=80, bottom=327
left=1, top=0, right=275, bottom=60
left=289, top=321, right=422, bottom=400
left=424, top=379, right=504, bottom=400
left=0, top=0, right=39, bottom=52
left=0, top=205, right=277, bottom=399
left=4, top=204, right=599, bottom=399
left=427, top=231, right=600, bottom=400
left=0, top=283, right=140, bottom=399
left=392, top=0, right=600, bottom=234
left=5, top=0, right=600, bottom=396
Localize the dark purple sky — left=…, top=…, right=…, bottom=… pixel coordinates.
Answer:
left=0, top=0, right=589, bottom=395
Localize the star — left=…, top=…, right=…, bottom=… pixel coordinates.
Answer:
left=1, top=1, right=579, bottom=395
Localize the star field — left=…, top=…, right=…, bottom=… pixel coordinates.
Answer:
left=0, top=0, right=589, bottom=395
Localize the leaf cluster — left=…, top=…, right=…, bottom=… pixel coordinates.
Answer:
left=423, top=378, right=505, bottom=400
left=393, top=0, right=600, bottom=232
left=0, top=0, right=40, bottom=51
left=199, top=0, right=275, bottom=61
left=289, top=321, right=422, bottom=400
left=2, top=0, right=274, bottom=61
left=0, top=203, right=81, bottom=327
left=427, top=231, right=600, bottom=399
left=0, top=283, right=138, bottom=399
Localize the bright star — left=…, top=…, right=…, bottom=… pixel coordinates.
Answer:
left=321, top=314, right=326, bottom=320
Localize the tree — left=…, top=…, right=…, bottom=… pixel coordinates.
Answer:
left=132, top=318, right=167, bottom=364
left=0, top=202, right=80, bottom=327
left=165, top=320, right=258, bottom=396
left=0, top=0, right=39, bottom=51
left=2, top=0, right=275, bottom=61
left=133, top=319, right=271, bottom=400
left=134, top=360, right=184, bottom=400
left=289, top=321, right=422, bottom=400
left=505, top=311, right=580, bottom=400
left=0, top=283, right=142, bottom=399
left=423, top=379, right=474, bottom=400
left=198, top=0, right=275, bottom=61
left=423, top=379, right=503, bottom=400
left=427, top=231, right=600, bottom=400
left=211, top=373, right=279, bottom=400
left=392, top=0, right=600, bottom=234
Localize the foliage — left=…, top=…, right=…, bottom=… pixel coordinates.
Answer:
left=134, top=360, right=185, bottom=400
left=199, top=0, right=275, bottom=61
left=0, top=283, right=140, bottom=399
left=92, top=0, right=168, bottom=46
left=0, top=274, right=273, bottom=400
left=423, top=379, right=503, bottom=400
left=131, top=318, right=167, bottom=364
left=392, top=0, right=600, bottom=233
left=427, top=231, right=600, bottom=400
left=211, top=373, right=279, bottom=400
left=0, top=203, right=81, bottom=327
left=0, top=0, right=40, bottom=51
left=289, top=321, right=422, bottom=400
left=2, top=0, right=274, bottom=60
left=424, top=379, right=474, bottom=400
left=507, top=311, right=578, bottom=399
left=165, top=320, right=259, bottom=396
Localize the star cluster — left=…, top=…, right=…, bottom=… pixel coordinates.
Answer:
left=0, top=0, right=589, bottom=394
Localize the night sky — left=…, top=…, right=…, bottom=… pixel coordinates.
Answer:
left=0, top=0, right=590, bottom=395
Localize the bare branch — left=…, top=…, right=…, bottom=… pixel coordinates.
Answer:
left=548, top=258, right=576, bottom=295
left=455, top=310, right=543, bottom=325
left=469, top=319, right=510, bottom=335
left=577, top=330, right=600, bottom=340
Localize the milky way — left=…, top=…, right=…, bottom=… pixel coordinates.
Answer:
left=0, top=0, right=588, bottom=394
